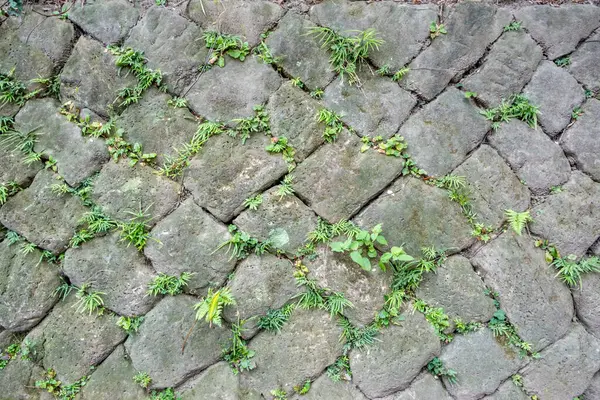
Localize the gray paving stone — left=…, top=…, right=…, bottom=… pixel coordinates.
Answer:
left=471, top=232, right=574, bottom=351
left=569, top=31, right=600, bottom=92
left=572, top=271, right=600, bottom=339
left=482, top=380, right=528, bottom=400
left=378, top=372, right=452, bottom=400
left=69, top=0, right=139, bottom=44
left=398, top=88, right=490, bottom=176
left=0, top=30, right=54, bottom=83
left=0, top=357, right=48, bottom=400
left=0, top=146, right=42, bottom=188
left=179, top=362, right=239, bottom=400
left=585, top=371, right=600, bottom=400
left=0, top=101, right=20, bottom=118
left=293, top=374, right=367, bottom=400
left=562, top=98, right=600, bottom=181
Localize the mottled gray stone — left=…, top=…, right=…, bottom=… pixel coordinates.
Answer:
left=452, top=145, right=530, bottom=227
left=354, top=177, right=473, bottom=256
left=572, top=272, right=600, bottom=339
left=179, top=362, right=239, bottom=400
left=530, top=171, right=600, bottom=258
left=398, top=88, right=490, bottom=176
left=69, top=0, right=139, bottom=44
left=294, top=374, right=367, bottom=400
left=593, top=241, right=600, bottom=256
left=585, top=371, right=600, bottom=400
left=489, top=119, right=570, bottom=193
left=569, top=32, right=600, bottom=92
left=0, top=170, right=87, bottom=254
left=0, top=32, right=53, bottom=83
left=125, top=295, right=229, bottom=389
left=562, top=98, right=600, bottom=181
left=145, top=198, right=237, bottom=294
left=15, top=98, right=109, bottom=186
left=0, top=101, right=20, bottom=118
left=405, top=3, right=511, bottom=99
left=523, top=61, right=585, bottom=137
left=186, top=57, right=282, bottom=122
left=515, top=5, right=600, bottom=60
left=183, top=133, right=287, bottom=222
left=233, top=186, right=318, bottom=254
left=482, top=380, right=528, bottom=400
left=0, top=146, right=42, bottom=187
left=61, top=36, right=137, bottom=117
left=521, top=324, right=600, bottom=400
left=91, top=160, right=181, bottom=223
left=350, top=310, right=440, bottom=398
left=294, top=133, right=403, bottom=222
left=379, top=372, right=452, bottom=400
left=0, top=240, right=59, bottom=331
left=0, top=357, right=48, bottom=400
left=471, top=232, right=574, bottom=350
left=440, top=329, right=526, bottom=400
left=461, top=30, right=543, bottom=107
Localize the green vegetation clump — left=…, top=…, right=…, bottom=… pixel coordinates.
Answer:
left=203, top=31, right=250, bottom=68
left=147, top=272, right=192, bottom=296
left=194, top=287, right=236, bottom=327
left=482, top=94, right=540, bottom=129
left=427, top=357, right=457, bottom=384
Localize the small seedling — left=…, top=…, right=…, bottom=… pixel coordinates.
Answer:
left=133, top=371, right=152, bottom=388
left=155, top=0, right=166, bottom=5
left=464, top=91, right=477, bottom=99
left=512, top=374, right=524, bottom=387
left=222, top=320, right=256, bottom=373
left=309, top=88, right=324, bottom=99
left=316, top=108, right=344, bottom=143
left=231, top=105, right=270, bottom=144
left=276, top=174, right=295, bottom=199
left=482, top=94, right=540, bottom=129
left=554, top=56, right=571, bottom=67
left=215, top=225, right=270, bottom=260
left=427, top=357, right=457, bottom=384
left=429, top=22, right=447, bottom=39
left=571, top=107, right=583, bottom=120
left=293, top=380, right=311, bottom=395
left=253, top=41, right=280, bottom=65
left=550, top=185, right=563, bottom=194
left=361, top=134, right=408, bottom=157
left=150, top=388, right=179, bottom=400
left=415, top=300, right=452, bottom=342
left=258, top=304, right=295, bottom=332
left=471, top=223, right=494, bottom=243
left=243, top=193, right=263, bottom=210
left=203, top=31, right=250, bottom=67
left=338, top=317, right=379, bottom=351
left=167, top=96, right=187, bottom=108
left=392, top=67, right=410, bottom=82
left=552, top=255, right=600, bottom=287
left=117, top=316, right=144, bottom=334
left=290, top=77, right=304, bottom=88
left=376, top=64, right=391, bottom=76
left=504, top=209, right=532, bottom=236
left=330, top=224, right=387, bottom=271
left=194, top=287, right=236, bottom=327
left=73, top=284, right=105, bottom=316
left=266, top=136, right=296, bottom=167
left=147, top=272, right=192, bottom=296
left=271, top=389, right=287, bottom=400
left=503, top=21, right=522, bottom=31
left=327, top=355, right=351, bottom=382
left=454, top=318, right=483, bottom=334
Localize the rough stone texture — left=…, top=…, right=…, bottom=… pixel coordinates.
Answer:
left=585, top=371, right=600, bottom=400
left=61, top=36, right=137, bottom=117
left=569, top=31, right=600, bottom=92
left=398, top=88, right=490, bottom=176
left=350, top=310, right=441, bottom=398
left=118, top=88, right=198, bottom=166
left=125, top=6, right=208, bottom=94
left=452, top=145, right=531, bottom=227
left=91, top=160, right=181, bottom=223
left=233, top=186, right=318, bottom=254
left=471, top=232, right=574, bottom=351
left=186, top=57, right=282, bottom=122
left=515, top=5, right=600, bottom=60
left=461, top=30, right=543, bottom=107
left=0, top=240, right=59, bottom=331
left=69, top=0, right=139, bottom=44
left=179, top=362, right=239, bottom=400
left=294, top=133, right=403, bottom=222
left=240, top=308, right=343, bottom=396
left=145, top=198, right=237, bottom=294
left=294, top=374, right=367, bottom=400
left=187, top=0, right=284, bottom=47
left=440, top=329, right=526, bottom=400
left=0, top=31, right=54, bottom=83
left=572, top=272, right=600, bottom=339
left=0, top=146, right=42, bottom=187
left=405, top=3, right=511, bottom=99
left=562, top=98, right=600, bottom=181
left=530, top=171, right=600, bottom=258
left=523, top=61, right=585, bottom=137
left=379, top=372, right=453, bottom=400
left=416, top=255, right=496, bottom=325
left=266, top=12, right=336, bottom=90
left=15, top=98, right=109, bottom=186
left=521, top=324, right=600, bottom=400
left=483, top=380, right=529, bottom=400
left=183, top=133, right=288, bottom=222
left=354, top=177, right=473, bottom=256
left=80, top=345, right=147, bottom=400
left=310, top=1, right=437, bottom=72
left=0, top=170, right=87, bottom=254
left=323, top=71, right=416, bottom=138
left=125, top=295, right=229, bottom=389
left=0, top=358, right=48, bottom=400
left=489, top=119, right=571, bottom=193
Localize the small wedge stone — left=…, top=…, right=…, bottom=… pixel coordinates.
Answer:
left=561, top=98, right=600, bottom=181
left=569, top=31, right=600, bottom=92
left=179, top=362, right=239, bottom=400
left=378, top=372, right=452, bottom=400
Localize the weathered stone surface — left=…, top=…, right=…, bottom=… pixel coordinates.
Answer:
left=266, top=12, right=336, bottom=90
left=452, top=145, right=530, bottom=227
left=294, top=133, right=403, bottom=222
left=323, top=71, right=416, bottom=138
left=405, top=3, right=511, bottom=99
left=294, top=374, right=367, bottom=400
left=0, top=101, right=20, bottom=117
left=0, top=146, right=42, bottom=187
left=118, top=88, right=198, bottom=166
left=310, top=1, right=437, bottom=72
left=354, top=177, right=473, bottom=256
left=0, top=170, right=87, bottom=254
left=125, top=295, right=228, bottom=389
left=379, top=372, right=452, bottom=400
left=145, top=198, right=237, bottom=294
left=91, top=160, right=181, bottom=223
left=25, top=295, right=126, bottom=383
left=125, top=7, right=208, bottom=94
left=483, top=380, right=529, bottom=400
left=233, top=186, right=318, bottom=254
left=187, top=0, right=284, bottom=47
left=515, top=5, right=600, bottom=60
left=61, top=36, right=137, bottom=117
left=350, top=310, right=440, bottom=398
left=530, top=171, right=600, bottom=258
left=523, top=61, right=585, bottom=137
left=489, top=119, right=570, bottom=193
left=521, top=324, right=600, bottom=400
left=572, top=271, right=600, bottom=339
left=179, top=362, right=239, bottom=400
left=461, top=31, right=542, bottom=107
left=187, top=57, right=281, bottom=122
left=562, top=98, right=600, bottom=181
left=15, top=98, right=109, bottom=186
left=471, top=232, right=574, bottom=350
left=266, top=82, right=324, bottom=162
left=241, top=308, right=343, bottom=396
left=0, top=32, right=54, bottom=83
left=398, top=88, right=490, bottom=176
left=80, top=345, right=146, bottom=400
left=585, top=371, right=600, bottom=400
left=416, top=255, right=496, bottom=325
left=569, top=32, right=600, bottom=92
left=69, top=0, right=139, bottom=44
left=440, top=329, right=525, bottom=400
left=0, top=240, right=59, bottom=331
left=0, top=358, right=48, bottom=400
left=183, top=133, right=287, bottom=222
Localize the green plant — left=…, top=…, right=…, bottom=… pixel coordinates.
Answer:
left=464, top=91, right=477, bottom=99
left=552, top=255, right=600, bottom=287
left=504, top=209, right=533, bottom=236
left=258, top=304, right=295, bottom=332
left=53, top=278, right=73, bottom=301
left=360, top=134, right=408, bottom=157
left=471, top=223, right=494, bottom=243
left=0, top=125, right=40, bottom=163
left=194, top=287, right=236, bottom=327
left=73, top=284, right=105, bottom=316
left=504, top=21, right=522, bottom=31
left=35, top=369, right=62, bottom=395
left=0, top=68, right=35, bottom=106
left=276, top=174, right=295, bottom=199
left=106, top=132, right=156, bottom=166
left=2, top=0, right=24, bottom=17
left=482, top=94, right=540, bottom=129
left=271, top=389, right=287, bottom=400
left=79, top=207, right=117, bottom=234
left=316, top=108, right=344, bottom=143
left=376, top=64, right=391, bottom=76
left=454, top=318, right=483, bottom=334
left=147, top=272, right=192, bottom=296
left=375, top=289, right=407, bottom=328
left=550, top=185, right=563, bottom=194
left=429, top=22, right=447, bottom=39
left=109, top=46, right=163, bottom=107
left=167, top=97, right=187, bottom=108
left=32, top=75, right=62, bottom=98
left=69, top=230, right=95, bottom=248
left=330, top=224, right=387, bottom=271
left=571, top=107, right=583, bottom=120
left=293, top=380, right=311, bottom=395
left=290, top=77, right=304, bottom=88
left=391, top=247, right=445, bottom=292
left=325, top=292, right=354, bottom=317
left=215, top=225, right=271, bottom=260
left=266, top=136, right=296, bottom=168
left=0, top=116, right=14, bottom=133
left=133, top=371, right=152, bottom=388
left=0, top=181, right=20, bottom=205
left=150, top=388, right=179, bottom=400
left=231, top=105, right=270, bottom=144
left=203, top=31, right=250, bottom=67
left=51, top=3, right=70, bottom=19
left=555, top=56, right=571, bottom=67
left=310, top=88, right=324, bottom=99
left=327, top=355, right=351, bottom=382
left=338, top=317, right=379, bottom=351
left=488, top=309, right=536, bottom=357
left=0, top=342, right=21, bottom=369
left=392, top=67, right=410, bottom=82
left=427, top=357, right=457, bottom=384
left=243, top=194, right=263, bottom=211
left=222, top=320, right=256, bottom=373
left=534, top=239, right=560, bottom=263
left=512, top=374, right=523, bottom=387
left=295, top=275, right=327, bottom=310
left=254, top=40, right=280, bottom=65
left=155, top=0, right=166, bottom=5
left=117, top=316, right=144, bottom=334
left=414, top=300, right=452, bottom=342
left=119, top=206, right=154, bottom=250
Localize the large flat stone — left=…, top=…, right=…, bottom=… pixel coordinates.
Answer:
left=561, top=98, right=600, bottom=181
left=379, top=372, right=452, bottom=400
left=571, top=268, right=600, bottom=339
left=0, top=31, right=54, bottom=83
left=295, top=374, right=367, bottom=400
left=569, top=31, right=600, bottom=92
left=69, top=0, right=139, bottom=44
left=179, top=362, right=239, bottom=400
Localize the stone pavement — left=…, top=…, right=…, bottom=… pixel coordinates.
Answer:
left=0, top=0, right=600, bottom=399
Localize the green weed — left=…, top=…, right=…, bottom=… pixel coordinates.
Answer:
left=471, top=223, right=494, bottom=243
left=534, top=239, right=560, bottom=263
left=316, top=108, right=344, bottom=143
left=392, top=67, right=410, bottom=82
left=310, top=88, right=324, bottom=99
left=327, top=355, right=351, bottom=382
left=117, top=316, right=144, bottom=334
left=571, top=107, right=583, bottom=120
left=149, top=388, right=179, bottom=400
left=258, top=304, right=295, bottom=332
left=266, top=136, right=296, bottom=168
left=231, top=105, right=270, bottom=144
left=253, top=40, right=280, bottom=65
left=391, top=247, right=445, bottom=292
left=414, top=300, right=452, bottom=342
left=374, top=290, right=407, bottom=328
left=376, top=64, right=391, bottom=76
left=290, top=77, right=304, bottom=89
left=503, top=21, right=522, bottom=31
left=147, top=272, right=192, bottom=296
left=215, top=225, right=271, bottom=260
left=194, top=287, right=236, bottom=327
left=271, top=389, right=287, bottom=400
left=0, top=342, right=21, bottom=370
left=489, top=308, right=536, bottom=358
left=119, top=206, right=154, bottom=250
left=0, top=68, right=36, bottom=106
left=454, top=318, right=483, bottom=334
left=338, top=317, right=379, bottom=351
left=552, top=255, right=600, bottom=287
left=2, top=0, right=23, bottom=17
left=512, top=374, right=523, bottom=387
left=429, top=22, right=447, bottom=39
left=464, top=91, right=477, bottom=99
left=504, top=209, right=532, bottom=236
left=554, top=56, right=571, bottom=67
left=203, top=31, right=250, bottom=68
left=0, top=115, right=14, bottom=133
left=482, top=94, right=540, bottom=129
left=330, top=224, right=387, bottom=271
left=293, top=380, right=311, bottom=395
left=73, top=283, right=105, bottom=316
left=222, top=320, right=256, bottom=373
left=427, top=357, right=457, bottom=384
left=133, top=371, right=152, bottom=388
left=167, top=97, right=187, bottom=108
left=276, top=174, right=295, bottom=199
left=243, top=193, right=263, bottom=210
left=35, top=369, right=89, bottom=399
left=53, top=279, right=73, bottom=301
left=0, top=181, right=20, bottom=205
left=360, top=134, right=408, bottom=157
